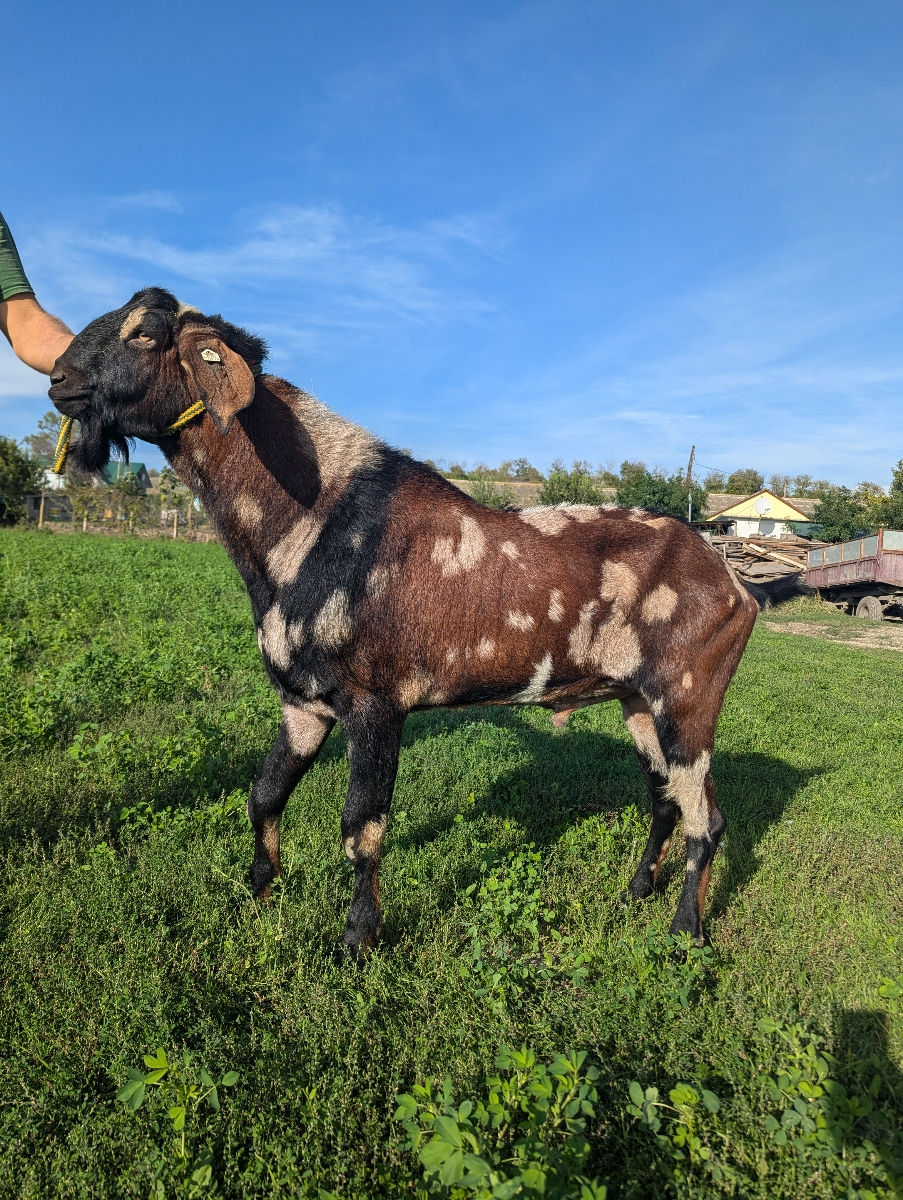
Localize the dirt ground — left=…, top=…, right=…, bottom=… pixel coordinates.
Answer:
left=764, top=618, right=903, bottom=652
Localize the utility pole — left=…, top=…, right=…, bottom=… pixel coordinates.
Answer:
left=685, top=445, right=696, bottom=523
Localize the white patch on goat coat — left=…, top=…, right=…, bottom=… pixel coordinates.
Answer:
left=621, top=697, right=667, bottom=776
left=506, top=610, right=535, bottom=632
left=682, top=671, right=693, bottom=690
left=314, top=589, right=352, bottom=649
left=599, top=560, right=641, bottom=611
left=518, top=506, right=570, bottom=535
left=446, top=647, right=459, bottom=665
left=267, top=517, right=324, bottom=586
left=118, top=307, right=149, bottom=340
left=344, top=814, right=387, bottom=862
left=431, top=514, right=487, bottom=577
left=514, top=652, right=554, bottom=702
left=641, top=584, right=678, bottom=623
left=282, top=704, right=332, bottom=756
left=548, top=589, right=565, bottom=622
left=260, top=605, right=292, bottom=671
left=665, top=752, right=712, bottom=839
left=290, top=390, right=382, bottom=487
left=398, top=672, right=447, bottom=709
left=476, top=637, right=495, bottom=660
left=499, top=540, right=520, bottom=559
left=366, top=563, right=397, bottom=600
left=566, top=505, right=601, bottom=522
left=233, top=493, right=264, bottom=530
left=567, top=598, right=643, bottom=679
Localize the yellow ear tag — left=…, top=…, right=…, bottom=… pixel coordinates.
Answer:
left=200, top=348, right=221, bottom=362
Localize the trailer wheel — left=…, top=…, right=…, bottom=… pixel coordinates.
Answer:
left=855, top=595, right=883, bottom=620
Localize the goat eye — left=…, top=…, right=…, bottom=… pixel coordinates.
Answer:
left=129, top=333, right=156, bottom=347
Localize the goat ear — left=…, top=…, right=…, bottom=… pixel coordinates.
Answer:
left=177, top=326, right=255, bottom=435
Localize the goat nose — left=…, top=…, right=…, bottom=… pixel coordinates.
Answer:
left=49, top=369, right=66, bottom=385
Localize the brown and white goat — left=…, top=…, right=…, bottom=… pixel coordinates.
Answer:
left=50, top=288, right=759, bottom=958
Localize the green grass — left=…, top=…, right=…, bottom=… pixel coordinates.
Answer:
left=0, top=528, right=900, bottom=1198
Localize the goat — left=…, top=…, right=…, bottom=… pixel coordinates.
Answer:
left=50, top=288, right=759, bottom=959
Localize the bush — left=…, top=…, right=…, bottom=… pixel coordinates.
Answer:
left=469, top=477, right=518, bottom=509
left=537, top=462, right=606, bottom=506
left=0, top=437, right=43, bottom=524
left=615, top=468, right=707, bottom=520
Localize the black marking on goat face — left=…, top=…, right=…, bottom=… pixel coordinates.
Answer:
left=48, top=287, right=267, bottom=473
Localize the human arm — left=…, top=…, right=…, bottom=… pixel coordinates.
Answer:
left=0, top=211, right=72, bottom=373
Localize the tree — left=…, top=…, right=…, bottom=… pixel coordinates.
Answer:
left=537, top=461, right=606, bottom=506
left=508, top=457, right=543, bottom=482
left=618, top=460, right=648, bottom=488
left=22, top=409, right=64, bottom=464
left=787, top=472, right=816, bottom=496
left=703, top=469, right=727, bottom=491
left=615, top=466, right=707, bottom=520
left=725, top=468, right=764, bottom=495
left=869, top=461, right=903, bottom=530
left=0, top=437, right=43, bottom=524
left=810, top=488, right=872, bottom=543
left=768, top=473, right=791, bottom=497
left=108, top=470, right=146, bottom=532
left=66, top=478, right=105, bottom=532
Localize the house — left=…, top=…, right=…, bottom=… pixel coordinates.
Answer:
left=103, top=462, right=152, bottom=492
left=705, top=489, right=817, bottom=538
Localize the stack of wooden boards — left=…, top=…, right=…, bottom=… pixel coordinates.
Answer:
left=708, top=534, right=825, bottom=582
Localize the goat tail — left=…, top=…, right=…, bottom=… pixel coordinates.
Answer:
left=740, top=572, right=811, bottom=612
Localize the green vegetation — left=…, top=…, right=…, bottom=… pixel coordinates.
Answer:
left=537, top=461, right=608, bottom=506
left=614, top=465, right=707, bottom=521
left=0, top=435, right=42, bottom=524
left=0, top=530, right=900, bottom=1197
left=467, top=476, right=518, bottom=510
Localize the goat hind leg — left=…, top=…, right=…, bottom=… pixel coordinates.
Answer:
left=248, top=706, right=334, bottom=899
left=622, top=696, right=678, bottom=901
left=669, top=771, right=725, bottom=945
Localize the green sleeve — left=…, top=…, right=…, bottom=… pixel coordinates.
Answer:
left=0, top=211, right=35, bottom=301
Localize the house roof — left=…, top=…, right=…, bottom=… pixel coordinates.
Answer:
left=707, top=489, right=813, bottom=522
left=103, top=462, right=149, bottom=482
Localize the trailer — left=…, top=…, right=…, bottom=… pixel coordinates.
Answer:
left=805, top=529, right=903, bottom=619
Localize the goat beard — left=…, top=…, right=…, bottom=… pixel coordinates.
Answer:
left=67, top=408, right=132, bottom=473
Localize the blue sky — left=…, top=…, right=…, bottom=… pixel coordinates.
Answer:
left=2, top=1, right=902, bottom=486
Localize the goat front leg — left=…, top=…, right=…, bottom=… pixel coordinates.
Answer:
left=338, top=700, right=404, bottom=962
left=248, top=705, right=334, bottom=900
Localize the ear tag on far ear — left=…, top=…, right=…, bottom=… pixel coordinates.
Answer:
left=200, top=348, right=221, bottom=362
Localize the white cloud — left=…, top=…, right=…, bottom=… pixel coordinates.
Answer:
left=108, top=190, right=183, bottom=213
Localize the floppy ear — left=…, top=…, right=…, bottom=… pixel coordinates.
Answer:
left=177, top=325, right=255, bottom=435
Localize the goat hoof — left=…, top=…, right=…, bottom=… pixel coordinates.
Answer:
left=667, top=924, right=706, bottom=960
left=332, top=939, right=368, bottom=968
left=621, top=878, right=655, bottom=905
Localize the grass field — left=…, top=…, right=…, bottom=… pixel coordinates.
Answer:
left=0, top=529, right=900, bottom=1199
